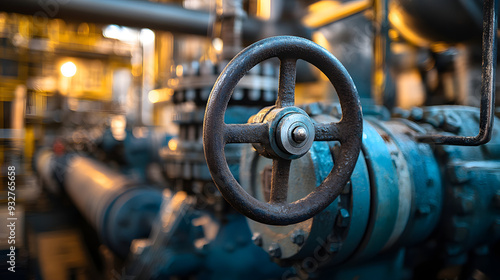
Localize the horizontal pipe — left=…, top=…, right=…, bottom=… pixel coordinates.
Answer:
left=34, top=150, right=162, bottom=257
left=34, top=149, right=61, bottom=194
left=302, top=0, right=371, bottom=29
left=1, top=0, right=210, bottom=36
left=0, top=0, right=299, bottom=42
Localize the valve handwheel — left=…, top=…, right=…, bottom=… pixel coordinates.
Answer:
left=203, top=36, right=363, bottom=225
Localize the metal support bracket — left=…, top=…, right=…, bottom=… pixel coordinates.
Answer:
left=417, top=0, right=497, bottom=146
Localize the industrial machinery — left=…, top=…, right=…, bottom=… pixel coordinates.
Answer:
left=202, top=35, right=500, bottom=279
left=5, top=0, right=498, bottom=279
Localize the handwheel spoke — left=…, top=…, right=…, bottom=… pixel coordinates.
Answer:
left=269, top=158, right=292, bottom=204
left=314, top=122, right=342, bottom=142
left=224, top=123, right=268, bottom=143
left=276, top=58, right=297, bottom=108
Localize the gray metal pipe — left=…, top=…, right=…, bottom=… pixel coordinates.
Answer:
left=2, top=0, right=210, bottom=36
left=34, top=150, right=162, bottom=257
left=1, top=0, right=311, bottom=42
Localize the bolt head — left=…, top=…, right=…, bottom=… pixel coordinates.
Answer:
left=274, top=110, right=315, bottom=157
left=329, top=242, right=341, bottom=253
left=424, top=112, right=444, bottom=127
left=410, top=107, right=424, bottom=121
left=457, top=194, right=475, bottom=215
left=451, top=221, right=469, bottom=242
left=391, top=107, right=410, bottom=118
left=336, top=208, right=350, bottom=228
left=291, top=230, right=305, bottom=245
left=304, top=103, right=323, bottom=116
left=327, top=104, right=342, bottom=118
left=252, top=233, right=263, bottom=247
left=449, top=165, right=469, bottom=184
left=342, top=181, right=352, bottom=194
left=426, top=178, right=434, bottom=187
left=292, top=127, right=308, bottom=143
left=268, top=243, right=282, bottom=258
left=442, top=112, right=462, bottom=133
left=417, top=204, right=431, bottom=216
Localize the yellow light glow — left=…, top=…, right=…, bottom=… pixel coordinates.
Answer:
left=312, top=32, right=331, bottom=50
left=168, top=78, right=179, bottom=87
left=176, top=65, right=183, bottom=77
left=308, top=1, right=341, bottom=14
left=110, top=115, right=127, bottom=141
left=103, top=24, right=121, bottom=40
left=212, top=37, right=223, bottom=52
left=61, top=61, right=77, bottom=77
left=388, top=3, right=432, bottom=47
left=140, top=28, right=155, bottom=44
left=148, top=90, right=160, bottom=103
left=257, top=0, right=271, bottom=20
left=304, top=0, right=369, bottom=29
left=168, top=139, right=178, bottom=151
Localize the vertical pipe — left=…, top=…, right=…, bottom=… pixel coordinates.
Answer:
left=372, top=0, right=391, bottom=107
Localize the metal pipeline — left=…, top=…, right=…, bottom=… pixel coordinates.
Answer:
left=0, top=0, right=309, bottom=42
left=34, top=150, right=162, bottom=257
left=2, top=0, right=210, bottom=36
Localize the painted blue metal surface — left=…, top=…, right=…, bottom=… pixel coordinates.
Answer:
left=350, top=118, right=400, bottom=262
left=102, top=187, right=163, bottom=257
left=236, top=104, right=500, bottom=279
left=100, top=127, right=172, bottom=181
left=127, top=195, right=286, bottom=279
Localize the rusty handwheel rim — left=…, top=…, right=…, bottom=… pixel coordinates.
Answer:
left=203, top=36, right=363, bottom=225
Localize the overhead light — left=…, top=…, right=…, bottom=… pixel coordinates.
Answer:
left=148, top=90, right=160, bottom=103
left=103, top=25, right=141, bottom=43
left=140, top=28, right=155, bottom=45
left=61, top=61, right=77, bottom=78
left=212, top=38, right=223, bottom=52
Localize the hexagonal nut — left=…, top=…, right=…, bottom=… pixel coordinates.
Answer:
left=447, top=165, right=470, bottom=184
left=391, top=107, right=410, bottom=119
left=303, top=103, right=324, bottom=116
left=456, top=194, right=475, bottom=215
left=268, top=243, right=282, bottom=258
left=450, top=221, right=469, bottom=242
left=442, top=112, right=462, bottom=133
left=423, top=111, right=444, bottom=128
left=329, top=242, right=342, bottom=253
left=417, top=204, right=431, bottom=216
left=409, top=107, right=424, bottom=121
left=342, top=180, right=352, bottom=195
left=336, top=208, right=350, bottom=228
left=252, top=233, right=263, bottom=247
left=290, top=229, right=305, bottom=246
left=327, top=103, right=342, bottom=118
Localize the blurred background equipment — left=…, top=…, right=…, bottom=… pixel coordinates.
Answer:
left=0, top=0, right=499, bottom=280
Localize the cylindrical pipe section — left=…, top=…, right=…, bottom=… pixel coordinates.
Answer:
left=34, top=151, right=162, bottom=257
left=1, top=0, right=210, bottom=36
left=34, top=149, right=61, bottom=194
left=0, top=0, right=307, bottom=42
